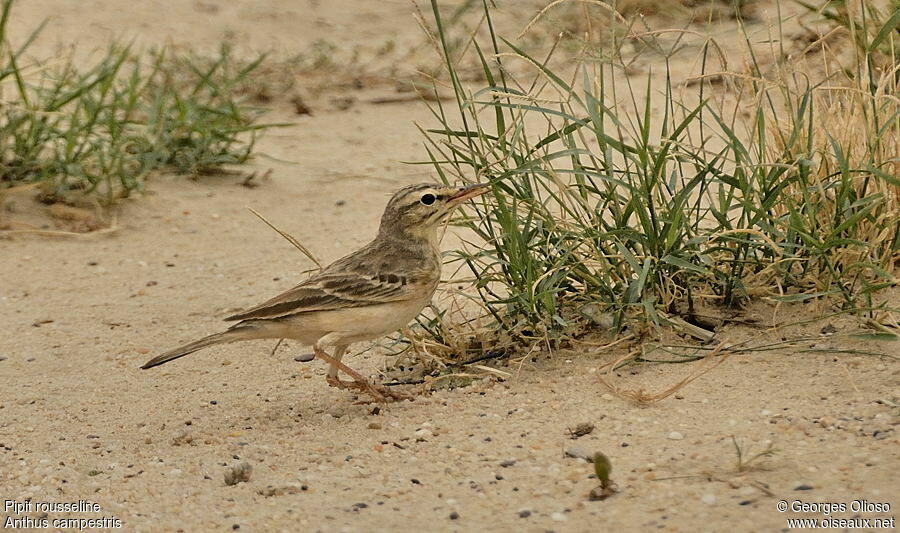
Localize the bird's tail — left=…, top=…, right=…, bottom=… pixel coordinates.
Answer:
left=141, top=330, right=242, bottom=369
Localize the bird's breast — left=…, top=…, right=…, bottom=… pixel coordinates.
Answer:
left=317, top=296, right=434, bottom=345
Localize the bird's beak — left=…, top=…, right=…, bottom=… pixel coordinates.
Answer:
left=448, top=183, right=490, bottom=205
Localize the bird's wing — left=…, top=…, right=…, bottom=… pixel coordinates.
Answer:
left=224, top=269, right=423, bottom=321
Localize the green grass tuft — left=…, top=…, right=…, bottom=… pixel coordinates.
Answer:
left=0, top=0, right=284, bottom=204
left=416, top=0, right=898, bottom=354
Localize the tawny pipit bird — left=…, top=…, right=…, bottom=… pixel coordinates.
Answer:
left=141, top=182, right=489, bottom=401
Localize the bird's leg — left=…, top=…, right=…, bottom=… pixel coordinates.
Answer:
left=315, top=345, right=413, bottom=402
left=321, top=345, right=365, bottom=386
left=314, top=344, right=386, bottom=402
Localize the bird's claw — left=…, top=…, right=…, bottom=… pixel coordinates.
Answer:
left=325, top=376, right=412, bottom=403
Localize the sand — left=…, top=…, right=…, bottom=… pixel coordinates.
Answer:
left=1, top=1, right=897, bottom=531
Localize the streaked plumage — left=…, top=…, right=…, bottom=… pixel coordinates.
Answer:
left=141, top=182, right=488, bottom=401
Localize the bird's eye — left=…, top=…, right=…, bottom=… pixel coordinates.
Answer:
left=420, top=193, right=436, bottom=205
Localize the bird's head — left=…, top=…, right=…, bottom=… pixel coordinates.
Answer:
left=378, top=182, right=489, bottom=242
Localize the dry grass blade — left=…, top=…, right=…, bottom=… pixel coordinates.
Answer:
left=467, top=364, right=512, bottom=379
left=0, top=226, right=120, bottom=239
left=518, top=0, right=629, bottom=39
left=732, top=435, right=777, bottom=473
left=598, top=343, right=730, bottom=405
left=0, top=210, right=120, bottom=239
left=248, top=207, right=322, bottom=269
left=665, top=316, right=716, bottom=342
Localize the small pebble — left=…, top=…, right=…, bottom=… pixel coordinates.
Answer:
left=551, top=512, right=568, bottom=522
left=518, top=509, right=531, bottom=518
left=224, top=462, right=252, bottom=486
left=449, top=512, right=459, bottom=520
left=702, top=493, right=716, bottom=504
left=794, top=484, right=814, bottom=491
left=564, top=447, right=591, bottom=462
left=500, top=460, right=516, bottom=468
left=569, top=423, right=594, bottom=439
left=667, top=431, right=684, bottom=440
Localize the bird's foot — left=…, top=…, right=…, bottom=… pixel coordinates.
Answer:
left=369, top=383, right=413, bottom=402
left=325, top=375, right=385, bottom=402
left=325, top=376, right=412, bottom=403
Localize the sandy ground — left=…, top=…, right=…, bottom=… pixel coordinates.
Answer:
left=1, top=1, right=898, bottom=532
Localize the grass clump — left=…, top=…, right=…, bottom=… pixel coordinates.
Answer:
left=0, top=0, right=279, bottom=205
left=795, top=0, right=900, bottom=73
left=413, top=0, right=898, bottom=357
